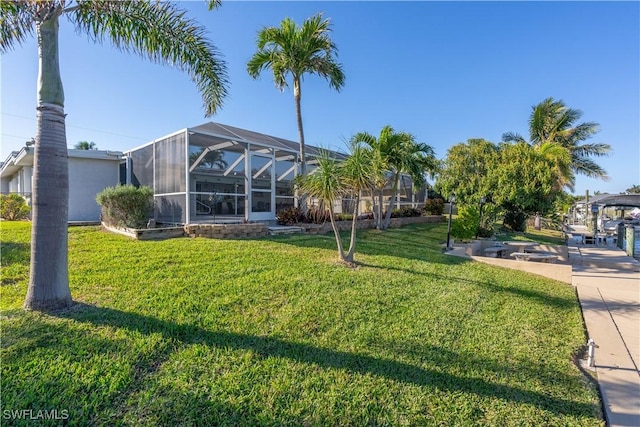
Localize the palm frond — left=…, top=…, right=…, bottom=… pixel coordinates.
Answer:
left=71, top=0, right=228, bottom=116
left=572, top=142, right=612, bottom=158
left=247, top=49, right=275, bottom=78
left=501, top=132, right=526, bottom=144
left=247, top=12, right=344, bottom=92
left=342, top=144, right=374, bottom=192
left=296, top=150, right=345, bottom=203
left=349, top=131, right=377, bottom=148
left=0, top=1, right=37, bottom=52
left=564, top=122, right=600, bottom=145
left=571, top=157, right=609, bottom=180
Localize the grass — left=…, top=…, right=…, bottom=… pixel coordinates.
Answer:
left=1, top=221, right=601, bottom=426
left=494, top=225, right=566, bottom=246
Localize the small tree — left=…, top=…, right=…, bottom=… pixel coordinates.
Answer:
left=626, top=184, right=640, bottom=194
left=73, top=141, right=97, bottom=150
left=296, top=147, right=373, bottom=264
left=96, top=185, right=154, bottom=229
left=0, top=194, right=30, bottom=220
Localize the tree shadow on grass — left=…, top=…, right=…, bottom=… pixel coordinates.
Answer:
left=267, top=223, right=467, bottom=266
left=0, top=241, right=30, bottom=268
left=357, top=261, right=577, bottom=311
left=51, top=302, right=599, bottom=421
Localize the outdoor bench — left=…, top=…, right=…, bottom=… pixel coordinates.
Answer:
left=483, top=246, right=508, bottom=258
left=510, top=252, right=558, bottom=263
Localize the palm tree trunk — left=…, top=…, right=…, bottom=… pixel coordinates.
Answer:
left=377, top=190, right=384, bottom=229
left=344, top=194, right=360, bottom=262
left=294, top=77, right=305, bottom=175
left=24, top=15, right=72, bottom=311
left=328, top=210, right=346, bottom=261
left=293, top=77, right=308, bottom=213
left=369, top=190, right=377, bottom=227
left=381, top=174, right=400, bottom=230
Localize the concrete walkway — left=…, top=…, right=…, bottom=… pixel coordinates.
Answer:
left=570, top=242, right=640, bottom=426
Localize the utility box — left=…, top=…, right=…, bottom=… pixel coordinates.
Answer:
left=617, top=222, right=626, bottom=250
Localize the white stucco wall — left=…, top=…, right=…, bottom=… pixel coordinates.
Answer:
left=68, top=157, right=120, bottom=222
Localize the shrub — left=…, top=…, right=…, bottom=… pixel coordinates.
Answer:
left=424, top=198, right=444, bottom=215
left=503, top=210, right=528, bottom=232
left=276, top=207, right=304, bottom=225
left=96, top=185, right=154, bottom=229
left=451, top=205, right=479, bottom=240
left=304, top=205, right=330, bottom=224
left=0, top=194, right=30, bottom=220
left=390, top=207, right=423, bottom=218
left=335, top=213, right=354, bottom=221
left=357, top=212, right=374, bottom=220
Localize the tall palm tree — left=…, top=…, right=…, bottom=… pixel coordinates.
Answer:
left=247, top=13, right=345, bottom=178
left=1, top=1, right=228, bottom=311
left=351, top=126, right=437, bottom=230
left=502, top=97, right=611, bottom=186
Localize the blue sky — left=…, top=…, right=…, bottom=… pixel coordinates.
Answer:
left=2, top=1, right=638, bottom=195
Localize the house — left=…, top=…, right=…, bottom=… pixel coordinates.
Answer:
left=1, top=147, right=123, bottom=222
left=1, top=122, right=429, bottom=226
left=123, top=122, right=428, bottom=225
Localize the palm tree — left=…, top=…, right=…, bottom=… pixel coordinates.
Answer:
left=295, top=151, right=349, bottom=262
left=189, top=147, right=228, bottom=170
left=295, top=145, right=372, bottom=264
left=247, top=13, right=345, bottom=178
left=1, top=1, right=228, bottom=311
left=340, top=143, right=373, bottom=262
left=502, top=97, right=611, bottom=186
left=73, top=140, right=97, bottom=150
left=351, top=126, right=437, bottom=230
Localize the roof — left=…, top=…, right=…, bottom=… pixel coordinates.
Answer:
left=591, top=194, right=640, bottom=208
left=189, top=122, right=348, bottom=160
left=575, top=193, right=640, bottom=208
left=1, top=147, right=122, bottom=179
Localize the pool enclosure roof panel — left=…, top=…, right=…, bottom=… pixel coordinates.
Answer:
left=189, top=122, right=347, bottom=160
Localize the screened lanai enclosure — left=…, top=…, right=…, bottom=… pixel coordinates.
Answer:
left=123, top=122, right=427, bottom=225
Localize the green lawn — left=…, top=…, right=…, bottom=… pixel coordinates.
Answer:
left=494, top=225, right=567, bottom=246
left=1, top=221, right=601, bottom=426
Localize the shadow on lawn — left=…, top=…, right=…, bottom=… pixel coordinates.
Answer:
left=54, top=302, right=599, bottom=420
left=357, top=261, right=577, bottom=310
left=0, top=241, right=30, bottom=267
left=268, top=223, right=467, bottom=266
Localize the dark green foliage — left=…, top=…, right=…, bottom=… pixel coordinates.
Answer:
left=424, top=198, right=444, bottom=215
left=96, top=185, right=154, bottom=229
left=390, top=207, right=423, bottom=218
left=503, top=210, right=528, bottom=232
left=0, top=194, right=30, bottom=220
left=276, top=207, right=305, bottom=225
left=477, top=225, right=494, bottom=238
